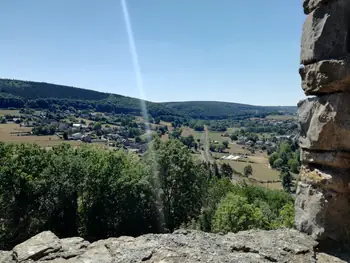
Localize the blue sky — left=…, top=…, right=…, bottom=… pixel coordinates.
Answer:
left=0, top=1, right=305, bottom=106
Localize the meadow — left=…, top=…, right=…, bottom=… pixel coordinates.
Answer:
left=0, top=123, right=81, bottom=147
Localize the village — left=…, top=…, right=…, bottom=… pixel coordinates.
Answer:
left=0, top=109, right=152, bottom=154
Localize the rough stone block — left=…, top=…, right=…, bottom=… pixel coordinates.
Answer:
left=298, top=93, right=350, bottom=151
left=301, top=149, right=350, bottom=169
left=295, top=177, right=350, bottom=241
left=300, top=0, right=350, bottom=65
left=298, top=165, right=350, bottom=193
left=12, top=231, right=61, bottom=262
left=303, top=0, right=332, bottom=14
left=299, top=59, right=350, bottom=95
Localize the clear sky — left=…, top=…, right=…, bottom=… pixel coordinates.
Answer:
left=0, top=1, right=305, bottom=106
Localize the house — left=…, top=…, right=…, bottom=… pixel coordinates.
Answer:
left=71, top=133, right=83, bottom=140
left=13, top=118, right=21, bottom=123
left=256, top=140, right=264, bottom=145
left=73, top=123, right=82, bottom=128
left=82, top=135, right=92, bottom=143
left=58, top=123, right=69, bottom=132
left=245, top=140, right=254, bottom=147
left=236, top=140, right=245, bottom=145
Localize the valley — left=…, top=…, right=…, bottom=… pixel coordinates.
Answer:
left=0, top=79, right=299, bottom=191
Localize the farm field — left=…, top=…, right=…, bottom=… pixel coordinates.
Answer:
left=220, top=159, right=280, bottom=182
left=265, top=114, right=296, bottom=120
left=208, top=131, right=227, bottom=143
left=226, top=127, right=238, bottom=133
left=181, top=127, right=203, bottom=140
left=0, top=123, right=81, bottom=147
left=159, top=121, right=173, bottom=130
left=0, top=109, right=21, bottom=116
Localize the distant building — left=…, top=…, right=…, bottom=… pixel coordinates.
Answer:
left=245, top=140, right=254, bottom=146
left=58, top=123, right=69, bottom=132
left=82, top=135, right=92, bottom=143
left=73, top=123, right=82, bottom=128
left=236, top=140, right=245, bottom=145
left=72, top=133, right=83, bottom=140
left=275, top=135, right=292, bottom=140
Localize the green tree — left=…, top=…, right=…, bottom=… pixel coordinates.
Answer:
left=279, top=142, right=292, bottom=154
left=180, top=135, right=195, bottom=149
left=222, top=140, right=229, bottom=149
left=135, top=136, right=142, bottom=143
left=77, top=146, right=159, bottom=239
left=220, top=163, right=233, bottom=179
left=268, top=152, right=279, bottom=166
left=170, top=128, right=182, bottom=139
left=149, top=139, right=207, bottom=232
left=243, top=165, right=253, bottom=177
left=199, top=177, right=234, bottom=232
left=230, top=134, right=238, bottom=141
left=280, top=170, right=292, bottom=193
left=63, top=131, right=68, bottom=140
left=213, top=193, right=267, bottom=233
left=288, top=159, right=300, bottom=173
left=0, top=143, right=50, bottom=248
left=278, top=203, right=294, bottom=228
left=93, top=122, right=102, bottom=131
left=216, top=143, right=225, bottom=153
left=273, top=158, right=284, bottom=168
left=154, top=117, right=161, bottom=124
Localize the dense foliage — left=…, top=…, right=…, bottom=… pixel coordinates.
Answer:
left=0, top=139, right=295, bottom=250
left=268, top=141, right=300, bottom=173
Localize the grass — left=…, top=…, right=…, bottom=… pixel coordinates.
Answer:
left=161, top=133, right=169, bottom=141
left=181, top=127, right=203, bottom=141
left=0, top=109, right=20, bottom=116
left=219, top=159, right=280, bottom=181
left=226, top=127, right=238, bottom=134
left=265, top=115, right=296, bottom=120
left=208, top=131, right=228, bottom=143
left=0, top=123, right=81, bottom=147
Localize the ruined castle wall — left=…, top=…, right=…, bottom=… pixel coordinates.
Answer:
left=295, top=0, right=350, bottom=241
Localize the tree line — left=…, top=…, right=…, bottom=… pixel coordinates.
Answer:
left=0, top=138, right=294, bottom=250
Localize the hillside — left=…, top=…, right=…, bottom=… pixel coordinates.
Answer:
left=0, top=79, right=180, bottom=119
left=163, top=101, right=297, bottom=119
left=0, top=78, right=296, bottom=119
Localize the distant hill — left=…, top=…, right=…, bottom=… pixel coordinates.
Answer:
left=0, top=79, right=180, bottom=119
left=163, top=101, right=297, bottom=119
left=0, top=78, right=296, bottom=120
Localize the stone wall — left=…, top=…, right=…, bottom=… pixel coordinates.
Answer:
left=0, top=229, right=327, bottom=263
left=295, top=0, right=350, bottom=242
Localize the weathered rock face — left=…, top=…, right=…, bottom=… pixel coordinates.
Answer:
left=300, top=0, right=350, bottom=65
left=296, top=0, right=350, bottom=243
left=298, top=93, right=350, bottom=151
left=303, top=0, right=331, bottom=14
left=299, top=59, right=350, bottom=95
left=0, top=229, right=327, bottom=263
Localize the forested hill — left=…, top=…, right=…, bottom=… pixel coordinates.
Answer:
left=0, top=79, right=109, bottom=100
left=163, top=101, right=297, bottom=119
left=0, top=78, right=296, bottom=119
left=0, top=78, right=181, bottom=119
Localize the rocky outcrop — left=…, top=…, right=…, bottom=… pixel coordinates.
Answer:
left=296, top=0, right=350, bottom=242
left=299, top=59, right=350, bottom=95
left=0, top=229, right=338, bottom=263
left=300, top=0, right=350, bottom=65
